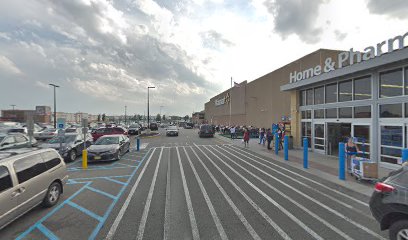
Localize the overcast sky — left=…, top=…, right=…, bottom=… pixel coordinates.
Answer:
left=0, top=0, right=407, bottom=116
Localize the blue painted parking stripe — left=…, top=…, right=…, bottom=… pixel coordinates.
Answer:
left=16, top=149, right=152, bottom=240
left=88, top=148, right=153, bottom=240
left=86, top=186, right=117, bottom=200
left=114, top=162, right=135, bottom=168
left=104, top=177, right=127, bottom=185
left=16, top=182, right=92, bottom=240
left=68, top=166, right=136, bottom=172
left=67, top=201, right=103, bottom=222
left=37, top=223, right=59, bottom=240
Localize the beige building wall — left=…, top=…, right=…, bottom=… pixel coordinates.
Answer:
left=204, top=49, right=344, bottom=143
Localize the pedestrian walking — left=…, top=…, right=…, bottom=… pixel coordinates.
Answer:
left=243, top=128, right=250, bottom=147
left=345, top=137, right=360, bottom=173
left=266, top=128, right=273, bottom=150
left=230, top=126, right=236, bottom=140
left=259, top=128, right=264, bottom=144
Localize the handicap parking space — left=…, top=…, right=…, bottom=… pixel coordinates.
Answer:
left=0, top=149, right=151, bottom=240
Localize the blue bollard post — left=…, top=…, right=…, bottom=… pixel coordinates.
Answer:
left=136, top=137, right=140, bottom=152
left=339, top=142, right=345, bottom=180
left=402, top=149, right=408, bottom=164
left=284, top=135, right=289, bottom=161
left=303, top=138, right=308, bottom=169
left=275, top=133, right=279, bottom=155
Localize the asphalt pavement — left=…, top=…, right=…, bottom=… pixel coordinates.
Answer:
left=0, top=128, right=387, bottom=240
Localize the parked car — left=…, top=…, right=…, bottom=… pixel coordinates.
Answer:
left=36, top=128, right=58, bottom=141
left=369, top=166, right=408, bottom=240
left=0, top=133, right=38, bottom=150
left=0, top=148, right=68, bottom=230
left=128, top=124, right=141, bottom=135
left=149, top=123, right=158, bottom=131
left=166, top=126, right=179, bottom=137
left=65, top=128, right=82, bottom=134
left=198, top=124, right=214, bottom=138
left=91, top=127, right=128, bottom=142
left=87, top=135, right=130, bottom=162
left=41, top=133, right=92, bottom=162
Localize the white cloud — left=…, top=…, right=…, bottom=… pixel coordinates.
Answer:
left=0, top=55, right=22, bottom=75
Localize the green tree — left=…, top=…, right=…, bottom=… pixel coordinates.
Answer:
left=156, top=114, right=161, bottom=122
left=102, top=113, right=106, bottom=122
left=97, top=114, right=101, bottom=122
left=162, top=115, right=166, bottom=121
left=184, top=115, right=189, bottom=121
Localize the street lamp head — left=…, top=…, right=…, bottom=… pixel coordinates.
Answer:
left=148, top=86, right=155, bottom=89
left=49, top=83, right=60, bottom=88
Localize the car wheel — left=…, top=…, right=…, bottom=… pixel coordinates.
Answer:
left=69, top=150, right=77, bottom=162
left=42, top=182, right=62, bottom=207
left=390, top=220, right=408, bottom=240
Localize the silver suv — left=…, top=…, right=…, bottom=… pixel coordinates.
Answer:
left=0, top=148, right=68, bottom=229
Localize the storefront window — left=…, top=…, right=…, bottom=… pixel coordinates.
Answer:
left=300, top=90, right=306, bottom=106
left=381, top=125, right=403, bottom=164
left=338, top=80, right=352, bottom=102
left=380, top=103, right=402, bottom=118
left=314, top=109, right=324, bottom=119
left=314, top=124, right=325, bottom=150
left=314, top=86, right=324, bottom=105
left=301, top=110, right=312, bottom=119
left=380, top=69, right=403, bottom=98
left=339, top=107, right=352, bottom=118
left=354, top=76, right=371, bottom=100
left=325, top=83, right=337, bottom=103
left=354, top=125, right=370, bottom=158
left=354, top=106, right=371, bottom=118
left=325, top=108, right=337, bottom=118
left=301, top=122, right=311, bottom=148
left=405, top=68, right=408, bottom=95
left=306, top=89, right=313, bottom=105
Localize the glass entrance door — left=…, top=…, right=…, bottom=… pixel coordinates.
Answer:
left=327, top=123, right=352, bottom=156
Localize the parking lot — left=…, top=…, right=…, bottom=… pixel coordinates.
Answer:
left=0, top=138, right=150, bottom=240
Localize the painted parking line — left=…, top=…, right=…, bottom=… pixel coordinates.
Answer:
left=16, top=149, right=152, bottom=240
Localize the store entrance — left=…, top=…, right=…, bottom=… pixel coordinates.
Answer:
left=327, top=123, right=352, bottom=156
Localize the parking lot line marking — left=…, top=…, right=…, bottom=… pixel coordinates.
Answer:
left=105, top=148, right=156, bottom=240
left=37, top=223, right=59, bottom=240
left=86, top=186, right=117, bottom=200
left=67, top=201, right=103, bottom=222
left=137, top=147, right=164, bottom=240
left=114, top=162, right=135, bottom=168
left=187, top=147, right=229, bottom=240
left=203, top=145, right=324, bottom=240
left=104, top=177, right=127, bottom=185
left=163, top=148, right=171, bottom=240
left=221, top=146, right=355, bottom=211
left=176, top=147, right=200, bottom=240
left=185, top=146, right=261, bottom=240
left=228, top=145, right=370, bottom=207
left=68, top=166, right=136, bottom=172
left=212, top=146, right=354, bottom=240
left=16, top=182, right=92, bottom=240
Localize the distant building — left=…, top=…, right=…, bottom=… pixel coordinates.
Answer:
left=192, top=111, right=205, bottom=124
left=1, top=105, right=51, bottom=123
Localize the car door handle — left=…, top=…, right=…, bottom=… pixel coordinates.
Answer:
left=11, top=188, right=25, bottom=197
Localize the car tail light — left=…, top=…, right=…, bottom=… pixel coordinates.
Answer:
left=375, top=182, right=395, bottom=193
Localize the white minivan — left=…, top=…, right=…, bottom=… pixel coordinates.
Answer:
left=0, top=148, right=68, bottom=229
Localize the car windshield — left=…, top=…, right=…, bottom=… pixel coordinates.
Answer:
left=168, top=126, right=177, bottom=130
left=130, top=125, right=139, bottom=128
left=44, top=129, right=56, bottom=132
left=0, top=136, right=4, bottom=142
left=8, top=129, right=24, bottom=133
left=48, top=135, right=76, bottom=144
left=95, top=137, right=119, bottom=145
left=65, top=128, right=77, bottom=133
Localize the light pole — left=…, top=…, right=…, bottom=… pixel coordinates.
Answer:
left=10, top=104, right=16, bottom=110
left=147, top=86, right=155, bottom=129
left=49, top=83, right=60, bottom=128
left=124, top=105, right=127, bottom=125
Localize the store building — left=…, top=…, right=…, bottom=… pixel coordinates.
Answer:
left=281, top=32, right=408, bottom=168
left=204, top=49, right=343, bottom=135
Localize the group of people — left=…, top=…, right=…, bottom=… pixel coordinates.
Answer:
left=257, top=126, right=285, bottom=150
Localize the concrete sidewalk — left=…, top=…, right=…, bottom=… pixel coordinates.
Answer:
left=215, top=134, right=394, bottom=197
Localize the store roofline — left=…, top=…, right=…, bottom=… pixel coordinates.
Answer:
left=280, top=47, right=408, bottom=91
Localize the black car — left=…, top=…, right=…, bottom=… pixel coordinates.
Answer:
left=41, top=133, right=92, bottom=162
left=199, top=124, right=214, bottom=138
left=87, top=135, right=130, bottom=162
left=369, top=166, right=408, bottom=240
left=128, top=124, right=141, bottom=135
left=149, top=123, right=158, bottom=131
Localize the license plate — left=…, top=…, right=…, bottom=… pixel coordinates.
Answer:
left=94, top=156, right=101, bottom=160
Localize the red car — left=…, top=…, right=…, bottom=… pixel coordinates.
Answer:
left=91, top=127, right=128, bottom=141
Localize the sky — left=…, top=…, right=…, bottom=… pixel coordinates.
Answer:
left=0, top=0, right=407, bottom=117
